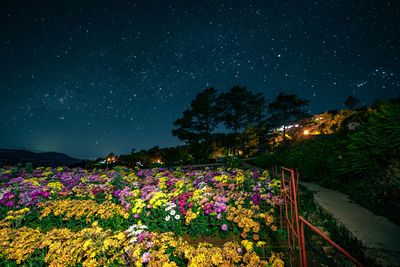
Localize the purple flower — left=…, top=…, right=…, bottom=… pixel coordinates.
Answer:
left=142, top=252, right=151, bottom=263
left=221, top=224, right=228, bottom=231
left=5, top=200, right=15, bottom=207
left=42, top=192, right=50, bottom=198
left=124, top=202, right=131, bottom=213
left=134, top=213, right=140, bottom=219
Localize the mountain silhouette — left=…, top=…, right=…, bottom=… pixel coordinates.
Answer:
left=0, top=148, right=82, bottom=167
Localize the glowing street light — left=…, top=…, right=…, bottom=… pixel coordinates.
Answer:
left=303, top=130, right=309, bottom=135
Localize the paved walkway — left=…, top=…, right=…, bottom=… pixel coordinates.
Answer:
left=301, top=182, right=400, bottom=266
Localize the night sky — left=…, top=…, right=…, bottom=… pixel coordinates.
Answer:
left=1, top=0, right=399, bottom=159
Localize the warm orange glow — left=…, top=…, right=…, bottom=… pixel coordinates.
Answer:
left=106, top=157, right=116, bottom=163
left=153, top=159, right=163, bottom=164
left=303, top=130, right=309, bottom=135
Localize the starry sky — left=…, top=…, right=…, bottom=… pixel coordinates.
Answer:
left=1, top=0, right=399, bottom=159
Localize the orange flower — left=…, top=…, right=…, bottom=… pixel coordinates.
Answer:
left=253, top=235, right=259, bottom=241
left=241, top=232, right=247, bottom=239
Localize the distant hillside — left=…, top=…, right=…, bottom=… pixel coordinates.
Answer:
left=0, top=148, right=82, bottom=167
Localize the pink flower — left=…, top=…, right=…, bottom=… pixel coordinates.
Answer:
left=221, top=224, right=228, bottom=231
left=142, top=252, right=151, bottom=263
left=188, top=202, right=193, bottom=208
left=42, top=192, right=50, bottom=198
left=134, top=213, right=140, bottom=219
left=217, top=213, right=222, bottom=220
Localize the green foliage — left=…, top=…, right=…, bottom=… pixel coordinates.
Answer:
left=110, top=166, right=125, bottom=190
left=25, top=162, right=33, bottom=173
left=335, top=102, right=400, bottom=179
left=256, top=100, right=400, bottom=223
left=226, top=156, right=240, bottom=168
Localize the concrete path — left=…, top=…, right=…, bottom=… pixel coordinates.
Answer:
left=301, top=182, right=400, bottom=266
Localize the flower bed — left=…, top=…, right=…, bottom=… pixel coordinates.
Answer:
left=0, top=166, right=285, bottom=266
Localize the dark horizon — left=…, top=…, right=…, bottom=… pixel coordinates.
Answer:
left=1, top=0, right=399, bottom=158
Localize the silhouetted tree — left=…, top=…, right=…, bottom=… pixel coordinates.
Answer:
left=345, top=96, right=360, bottom=110
left=268, top=92, right=310, bottom=142
left=172, top=88, right=219, bottom=161
left=217, top=86, right=266, bottom=155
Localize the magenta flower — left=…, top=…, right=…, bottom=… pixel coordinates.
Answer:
left=5, top=200, right=15, bottom=207
left=221, top=224, right=228, bottom=231
left=42, top=192, right=50, bottom=198
left=134, top=213, right=140, bottom=219
left=142, top=252, right=151, bottom=263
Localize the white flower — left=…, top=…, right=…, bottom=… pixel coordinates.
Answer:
left=175, top=214, right=180, bottom=220
left=135, top=230, right=143, bottom=235
left=165, top=215, right=170, bottom=221
left=170, top=209, right=176, bottom=216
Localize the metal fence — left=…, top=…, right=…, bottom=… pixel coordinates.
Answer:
left=277, top=166, right=363, bottom=267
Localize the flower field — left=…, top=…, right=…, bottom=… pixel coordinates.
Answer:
left=0, top=166, right=285, bottom=266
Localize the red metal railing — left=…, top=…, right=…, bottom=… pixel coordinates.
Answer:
left=280, top=166, right=303, bottom=265
left=299, top=216, right=363, bottom=267
left=277, top=165, right=363, bottom=267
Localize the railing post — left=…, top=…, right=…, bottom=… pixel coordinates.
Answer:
left=300, top=220, right=307, bottom=267
left=291, top=169, right=302, bottom=267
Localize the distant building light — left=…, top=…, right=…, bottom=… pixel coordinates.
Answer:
left=153, top=159, right=163, bottom=164
left=106, top=157, right=116, bottom=163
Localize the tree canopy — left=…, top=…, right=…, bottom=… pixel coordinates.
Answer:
left=268, top=92, right=310, bottom=141
left=172, top=88, right=219, bottom=160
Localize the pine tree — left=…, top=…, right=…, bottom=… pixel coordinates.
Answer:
left=268, top=92, right=310, bottom=142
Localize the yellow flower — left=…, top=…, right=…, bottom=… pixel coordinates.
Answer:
left=256, top=241, right=266, bottom=247
left=241, top=240, right=253, bottom=252
left=116, top=232, right=125, bottom=240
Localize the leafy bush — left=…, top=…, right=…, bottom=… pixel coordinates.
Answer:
left=256, top=100, right=400, bottom=223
